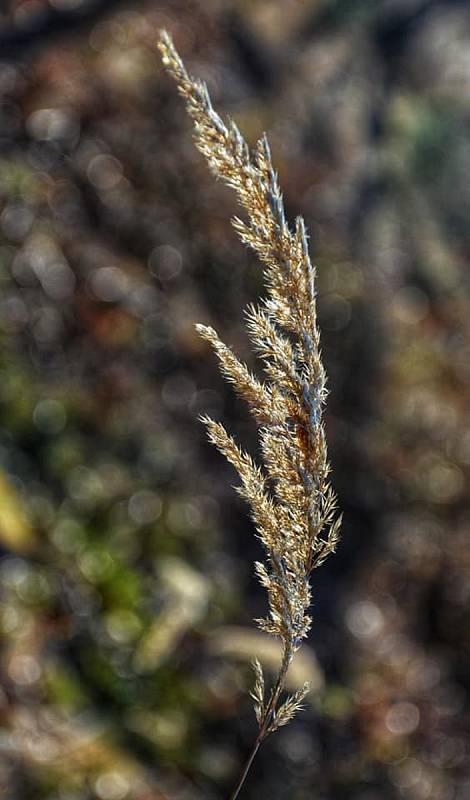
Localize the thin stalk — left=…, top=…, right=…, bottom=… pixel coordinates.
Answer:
left=228, top=644, right=293, bottom=800
left=228, top=738, right=260, bottom=800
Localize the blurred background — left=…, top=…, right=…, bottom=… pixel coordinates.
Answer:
left=0, top=1, right=469, bottom=798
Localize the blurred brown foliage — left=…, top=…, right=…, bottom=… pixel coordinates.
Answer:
left=0, top=1, right=469, bottom=799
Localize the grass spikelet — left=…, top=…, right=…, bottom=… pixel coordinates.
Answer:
left=158, top=30, right=342, bottom=799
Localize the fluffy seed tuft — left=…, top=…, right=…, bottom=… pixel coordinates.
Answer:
left=158, top=29, right=341, bottom=746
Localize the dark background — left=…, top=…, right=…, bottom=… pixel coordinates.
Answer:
left=0, top=1, right=469, bottom=798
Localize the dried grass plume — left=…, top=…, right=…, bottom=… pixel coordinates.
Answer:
left=158, top=30, right=342, bottom=799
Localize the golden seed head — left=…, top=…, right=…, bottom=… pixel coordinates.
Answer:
left=158, top=29, right=341, bottom=733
